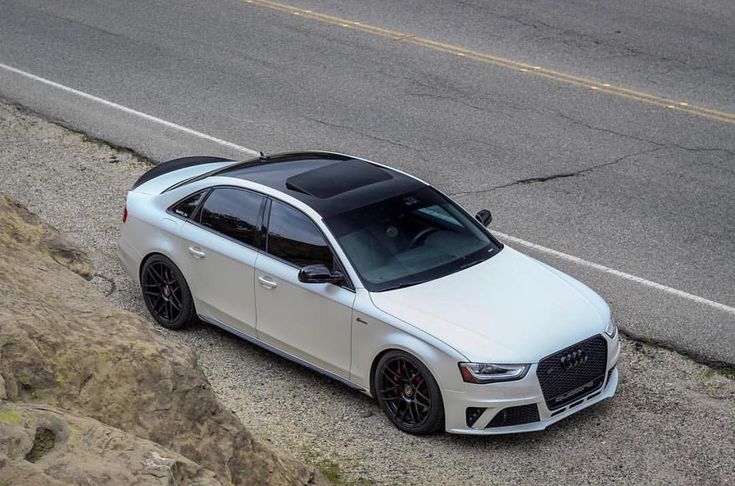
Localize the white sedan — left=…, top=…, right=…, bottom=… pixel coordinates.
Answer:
left=118, top=151, right=619, bottom=435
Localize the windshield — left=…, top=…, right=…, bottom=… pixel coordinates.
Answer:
left=324, top=187, right=502, bottom=291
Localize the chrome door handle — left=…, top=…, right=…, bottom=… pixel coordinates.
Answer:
left=188, top=246, right=206, bottom=259
left=258, top=276, right=278, bottom=289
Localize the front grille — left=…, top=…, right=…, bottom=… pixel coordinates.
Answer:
left=486, top=404, right=540, bottom=428
left=537, top=335, right=607, bottom=410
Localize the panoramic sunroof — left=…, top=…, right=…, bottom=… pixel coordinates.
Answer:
left=285, top=160, right=393, bottom=198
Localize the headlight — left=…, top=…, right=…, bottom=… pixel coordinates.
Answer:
left=604, top=318, right=618, bottom=338
left=458, top=362, right=530, bottom=384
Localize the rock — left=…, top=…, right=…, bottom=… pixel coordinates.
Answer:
left=0, top=194, right=94, bottom=280
left=0, top=194, right=326, bottom=485
left=0, top=403, right=224, bottom=485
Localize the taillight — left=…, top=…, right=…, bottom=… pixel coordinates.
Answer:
left=122, top=205, right=128, bottom=223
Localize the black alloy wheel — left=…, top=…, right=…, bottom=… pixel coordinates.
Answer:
left=374, top=351, right=445, bottom=435
left=141, top=255, right=197, bottom=330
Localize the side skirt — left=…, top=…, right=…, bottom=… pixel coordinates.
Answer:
left=199, top=315, right=367, bottom=392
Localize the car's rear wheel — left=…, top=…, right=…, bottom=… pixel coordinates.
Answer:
left=374, top=350, right=445, bottom=435
left=141, top=255, right=197, bottom=330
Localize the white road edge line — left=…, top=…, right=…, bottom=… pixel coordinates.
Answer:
left=0, top=62, right=259, bottom=157
left=2, top=62, right=734, bottom=317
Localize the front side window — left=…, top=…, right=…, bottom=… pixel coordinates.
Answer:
left=324, top=186, right=501, bottom=291
left=198, top=187, right=264, bottom=246
left=266, top=200, right=333, bottom=269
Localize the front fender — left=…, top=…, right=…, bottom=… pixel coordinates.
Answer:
left=349, top=289, right=467, bottom=395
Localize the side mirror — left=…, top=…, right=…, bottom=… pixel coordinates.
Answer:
left=475, top=209, right=492, bottom=227
left=298, top=264, right=344, bottom=284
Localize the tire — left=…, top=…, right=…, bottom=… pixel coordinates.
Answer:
left=373, top=350, right=445, bottom=435
left=140, top=254, right=198, bottom=330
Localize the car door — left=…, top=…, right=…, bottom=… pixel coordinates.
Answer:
left=176, top=186, right=266, bottom=337
left=254, top=199, right=356, bottom=378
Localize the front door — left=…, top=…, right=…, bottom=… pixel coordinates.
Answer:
left=254, top=199, right=355, bottom=378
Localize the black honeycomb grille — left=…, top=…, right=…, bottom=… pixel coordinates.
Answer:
left=486, top=404, right=540, bottom=428
left=537, top=335, right=607, bottom=410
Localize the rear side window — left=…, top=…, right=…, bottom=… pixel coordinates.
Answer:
left=171, top=190, right=206, bottom=219
left=266, top=200, right=333, bottom=268
left=198, top=188, right=264, bottom=247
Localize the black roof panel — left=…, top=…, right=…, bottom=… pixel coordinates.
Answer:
left=217, top=152, right=425, bottom=217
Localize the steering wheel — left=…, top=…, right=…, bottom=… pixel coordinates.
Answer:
left=408, top=227, right=438, bottom=248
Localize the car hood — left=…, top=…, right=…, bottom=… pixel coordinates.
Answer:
left=369, top=246, right=610, bottom=363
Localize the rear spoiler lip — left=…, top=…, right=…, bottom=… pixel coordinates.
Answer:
left=131, top=156, right=233, bottom=190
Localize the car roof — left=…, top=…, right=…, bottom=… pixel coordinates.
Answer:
left=214, top=152, right=427, bottom=217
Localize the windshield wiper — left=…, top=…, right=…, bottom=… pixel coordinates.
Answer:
left=459, top=257, right=486, bottom=270
left=380, top=280, right=429, bottom=291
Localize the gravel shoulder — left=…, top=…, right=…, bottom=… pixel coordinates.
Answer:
left=1, top=101, right=733, bottom=485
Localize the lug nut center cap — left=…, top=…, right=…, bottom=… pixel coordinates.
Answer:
left=403, top=385, right=413, bottom=397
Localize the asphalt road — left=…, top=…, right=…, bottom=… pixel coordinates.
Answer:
left=1, top=0, right=734, bottom=364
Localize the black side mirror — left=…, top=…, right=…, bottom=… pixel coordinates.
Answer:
left=298, top=264, right=344, bottom=284
left=475, top=209, right=492, bottom=227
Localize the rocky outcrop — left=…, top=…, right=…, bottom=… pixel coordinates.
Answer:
left=0, top=403, right=224, bottom=485
left=0, top=194, right=326, bottom=485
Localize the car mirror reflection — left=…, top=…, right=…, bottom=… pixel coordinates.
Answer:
left=298, top=264, right=344, bottom=284
left=475, top=209, right=492, bottom=227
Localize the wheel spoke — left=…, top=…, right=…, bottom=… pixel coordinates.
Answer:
left=154, top=298, right=166, bottom=315
left=412, top=402, right=423, bottom=422
left=170, top=292, right=183, bottom=310
left=415, top=397, right=431, bottom=410
left=381, top=369, right=400, bottom=386
left=406, top=401, right=416, bottom=423
left=384, top=365, right=401, bottom=381
left=148, top=295, right=162, bottom=308
left=415, top=389, right=430, bottom=402
left=397, top=401, right=409, bottom=422
left=149, top=266, right=164, bottom=284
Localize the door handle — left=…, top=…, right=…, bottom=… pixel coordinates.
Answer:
left=188, top=246, right=206, bottom=259
left=258, top=276, right=278, bottom=289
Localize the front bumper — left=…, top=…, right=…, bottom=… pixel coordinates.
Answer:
left=443, top=334, right=620, bottom=434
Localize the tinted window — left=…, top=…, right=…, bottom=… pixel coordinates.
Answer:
left=324, top=187, right=501, bottom=291
left=199, top=188, right=264, bottom=246
left=267, top=200, right=333, bottom=268
left=171, top=190, right=206, bottom=219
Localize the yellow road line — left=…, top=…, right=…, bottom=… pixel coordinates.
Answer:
left=244, top=0, right=735, bottom=125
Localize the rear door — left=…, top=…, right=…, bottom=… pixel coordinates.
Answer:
left=176, top=186, right=266, bottom=336
left=254, top=199, right=356, bottom=378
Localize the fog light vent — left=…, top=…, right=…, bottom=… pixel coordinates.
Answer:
left=466, top=407, right=486, bottom=427
left=486, top=404, right=540, bottom=428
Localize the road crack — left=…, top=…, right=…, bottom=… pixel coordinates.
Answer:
left=450, top=146, right=663, bottom=197
left=301, top=115, right=424, bottom=154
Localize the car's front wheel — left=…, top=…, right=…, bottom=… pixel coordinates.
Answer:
left=374, top=350, right=445, bottom=435
left=140, top=254, right=197, bottom=330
